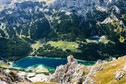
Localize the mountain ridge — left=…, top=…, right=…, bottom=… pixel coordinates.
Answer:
left=0, top=0, right=126, bottom=61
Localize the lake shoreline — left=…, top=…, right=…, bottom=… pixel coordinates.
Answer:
left=12, top=56, right=96, bottom=72
left=28, top=56, right=96, bottom=62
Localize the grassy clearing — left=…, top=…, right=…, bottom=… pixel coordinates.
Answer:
left=47, top=41, right=79, bottom=51
left=32, top=40, right=43, bottom=50
left=99, top=39, right=110, bottom=44
left=86, top=39, right=94, bottom=43
left=93, top=57, right=126, bottom=84
left=86, top=39, right=110, bottom=44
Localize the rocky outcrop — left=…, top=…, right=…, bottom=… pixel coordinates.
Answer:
left=96, top=60, right=102, bottom=64
left=123, top=65, right=126, bottom=71
left=48, top=55, right=85, bottom=84
left=115, top=71, right=125, bottom=81
left=0, top=68, right=28, bottom=84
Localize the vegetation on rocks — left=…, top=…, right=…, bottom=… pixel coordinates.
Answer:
left=92, top=57, right=126, bottom=84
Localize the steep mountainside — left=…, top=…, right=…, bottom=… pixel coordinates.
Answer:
left=0, top=0, right=126, bottom=61
left=49, top=0, right=121, bottom=16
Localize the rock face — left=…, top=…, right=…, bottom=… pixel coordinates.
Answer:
left=49, top=0, right=121, bottom=16
left=48, top=55, right=85, bottom=84
left=0, top=69, right=27, bottom=84
left=67, top=55, right=77, bottom=64
left=115, top=71, right=125, bottom=81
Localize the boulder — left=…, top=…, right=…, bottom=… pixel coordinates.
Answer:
left=123, top=65, right=126, bottom=71
left=115, top=71, right=125, bottom=81
left=67, top=55, right=78, bottom=65
left=100, top=36, right=107, bottom=40
left=96, top=60, right=102, bottom=64
left=112, top=58, right=116, bottom=61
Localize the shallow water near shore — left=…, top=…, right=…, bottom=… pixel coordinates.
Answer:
left=12, top=56, right=95, bottom=72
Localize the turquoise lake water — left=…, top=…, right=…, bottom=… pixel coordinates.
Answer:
left=88, top=37, right=100, bottom=41
left=12, top=57, right=95, bottom=72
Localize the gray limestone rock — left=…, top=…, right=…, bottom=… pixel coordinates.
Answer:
left=115, top=71, right=125, bottom=81
left=0, top=80, right=8, bottom=84
left=0, top=69, right=28, bottom=84
left=48, top=55, right=85, bottom=84
left=96, top=60, right=102, bottom=64
left=123, top=65, right=126, bottom=71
